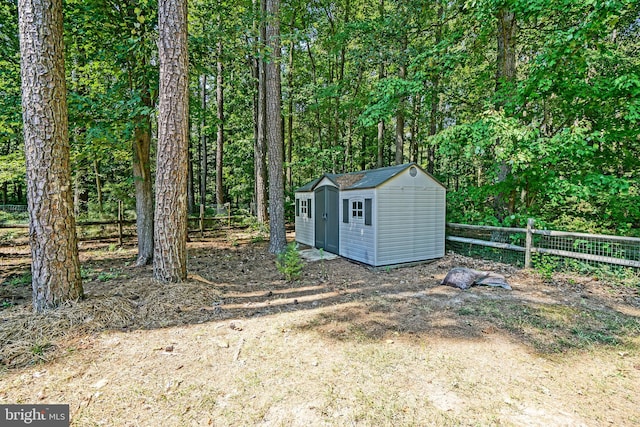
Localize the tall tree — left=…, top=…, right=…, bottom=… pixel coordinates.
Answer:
left=154, top=0, right=189, bottom=282
left=18, top=0, right=83, bottom=311
left=493, top=4, right=517, bottom=219
left=253, top=0, right=269, bottom=223
left=200, top=73, right=208, bottom=206
left=124, top=3, right=156, bottom=266
left=265, top=0, right=286, bottom=253
left=394, top=35, right=406, bottom=165
left=376, top=0, right=386, bottom=168
left=215, top=17, right=225, bottom=206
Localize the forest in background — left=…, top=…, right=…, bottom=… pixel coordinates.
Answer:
left=1, top=0, right=639, bottom=235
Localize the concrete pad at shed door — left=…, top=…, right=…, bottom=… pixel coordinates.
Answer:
left=298, top=248, right=339, bottom=262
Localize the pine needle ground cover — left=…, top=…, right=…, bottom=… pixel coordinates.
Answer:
left=1, top=230, right=639, bottom=426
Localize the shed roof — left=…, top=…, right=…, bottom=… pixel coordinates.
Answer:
left=295, top=163, right=444, bottom=192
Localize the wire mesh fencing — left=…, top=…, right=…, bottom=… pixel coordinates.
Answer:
left=446, top=221, right=640, bottom=281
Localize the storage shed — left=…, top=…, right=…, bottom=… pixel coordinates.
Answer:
left=294, top=163, right=446, bottom=267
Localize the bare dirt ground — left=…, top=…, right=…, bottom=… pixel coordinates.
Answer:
left=1, top=228, right=639, bottom=426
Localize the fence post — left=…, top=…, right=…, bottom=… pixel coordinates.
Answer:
left=118, top=200, right=123, bottom=246
left=200, top=204, right=205, bottom=237
left=525, top=218, right=534, bottom=268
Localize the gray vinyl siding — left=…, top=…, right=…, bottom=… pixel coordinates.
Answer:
left=376, top=186, right=445, bottom=266
left=294, top=193, right=314, bottom=246
left=295, top=163, right=445, bottom=267
left=339, top=189, right=376, bottom=265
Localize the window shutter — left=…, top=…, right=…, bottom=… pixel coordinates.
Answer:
left=343, top=199, right=349, bottom=223
left=307, top=199, right=312, bottom=218
left=364, top=198, right=372, bottom=225
left=295, top=198, right=300, bottom=217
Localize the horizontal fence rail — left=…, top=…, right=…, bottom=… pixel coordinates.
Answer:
left=0, top=203, right=243, bottom=245
left=0, top=205, right=27, bottom=212
left=446, top=220, right=640, bottom=274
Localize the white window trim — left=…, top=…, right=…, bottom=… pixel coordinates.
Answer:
left=351, top=199, right=364, bottom=221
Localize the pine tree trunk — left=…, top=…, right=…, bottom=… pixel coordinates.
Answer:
left=216, top=37, right=225, bottom=206
left=395, top=107, right=404, bottom=165
left=410, top=97, right=420, bottom=163
left=200, top=74, right=208, bottom=206
left=395, top=36, right=407, bottom=166
left=154, top=0, right=189, bottom=282
left=286, top=17, right=295, bottom=191
left=188, top=146, right=195, bottom=213
left=73, top=159, right=89, bottom=217
left=377, top=0, right=385, bottom=168
left=254, top=0, right=268, bottom=223
left=377, top=118, right=385, bottom=168
left=93, top=159, right=103, bottom=213
left=18, top=0, right=83, bottom=312
left=265, top=0, right=287, bottom=254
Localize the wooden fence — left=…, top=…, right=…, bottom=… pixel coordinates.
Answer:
left=447, top=219, right=640, bottom=270
left=0, top=203, right=241, bottom=245
left=0, top=205, right=27, bottom=213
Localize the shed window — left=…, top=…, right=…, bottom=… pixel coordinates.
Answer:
left=364, top=198, right=372, bottom=225
left=343, top=199, right=349, bottom=223
left=352, top=201, right=363, bottom=219
left=300, top=199, right=308, bottom=216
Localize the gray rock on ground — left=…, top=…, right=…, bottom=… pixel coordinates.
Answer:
left=441, top=267, right=512, bottom=290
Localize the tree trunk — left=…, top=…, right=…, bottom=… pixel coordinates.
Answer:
left=494, top=6, right=517, bottom=220
left=154, top=0, right=189, bottom=282
left=304, top=40, right=324, bottom=173
left=133, top=117, right=154, bottom=266
left=395, top=98, right=405, bottom=165
left=376, top=0, right=385, bottom=168
left=200, top=74, right=208, bottom=206
left=377, top=118, right=385, bottom=168
left=395, top=36, right=407, bottom=165
left=254, top=0, right=268, bottom=223
left=73, top=160, right=89, bottom=217
left=18, top=0, right=83, bottom=312
left=216, top=37, right=225, bottom=206
left=16, top=183, right=23, bottom=204
left=93, top=158, right=103, bottom=213
left=286, top=13, right=295, bottom=191
left=496, top=8, right=517, bottom=97
left=410, top=96, right=420, bottom=163
left=188, top=145, right=195, bottom=213
left=265, top=0, right=286, bottom=253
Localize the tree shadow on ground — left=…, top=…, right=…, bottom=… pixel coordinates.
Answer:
left=1, top=233, right=639, bottom=369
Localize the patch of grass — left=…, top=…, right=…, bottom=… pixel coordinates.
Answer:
left=97, top=270, right=120, bottom=282
left=80, top=267, right=93, bottom=280
left=250, top=234, right=265, bottom=244
left=7, top=272, right=31, bottom=287
left=31, top=341, right=54, bottom=362
left=81, top=267, right=121, bottom=282
left=457, top=300, right=640, bottom=353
